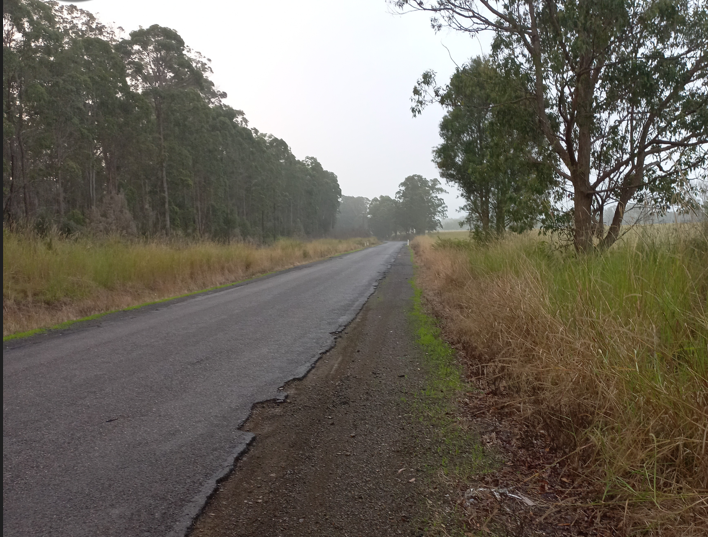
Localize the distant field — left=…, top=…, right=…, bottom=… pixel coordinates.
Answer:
left=3, top=233, right=375, bottom=338
left=413, top=223, right=708, bottom=534
left=431, top=222, right=706, bottom=242
left=429, top=230, right=470, bottom=239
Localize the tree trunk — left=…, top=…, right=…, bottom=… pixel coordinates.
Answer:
left=601, top=200, right=626, bottom=250
left=481, top=190, right=490, bottom=235
left=573, top=187, right=593, bottom=252
left=600, top=124, right=649, bottom=250
left=600, top=173, right=641, bottom=250
left=104, top=147, right=117, bottom=195
left=4, top=144, right=17, bottom=224
left=19, top=137, right=29, bottom=221
left=90, top=163, right=96, bottom=209
left=495, top=201, right=505, bottom=236
left=56, top=143, right=65, bottom=219
left=193, top=177, right=202, bottom=236
left=57, top=173, right=65, bottom=220
left=572, top=55, right=595, bottom=253
left=593, top=200, right=605, bottom=239
left=156, top=99, right=170, bottom=235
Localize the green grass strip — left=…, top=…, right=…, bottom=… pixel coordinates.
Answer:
left=408, top=246, right=486, bottom=477
left=407, top=246, right=490, bottom=535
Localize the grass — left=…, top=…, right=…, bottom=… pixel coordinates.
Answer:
left=412, top=224, right=708, bottom=535
left=3, top=230, right=376, bottom=338
left=408, top=246, right=489, bottom=535
left=429, top=230, right=471, bottom=240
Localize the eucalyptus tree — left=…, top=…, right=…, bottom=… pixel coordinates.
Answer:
left=299, top=156, right=341, bottom=236
left=3, top=0, right=58, bottom=222
left=368, top=195, right=399, bottom=239
left=335, top=195, right=370, bottom=233
left=118, top=25, right=220, bottom=234
left=3, top=0, right=146, bottom=225
left=396, top=0, right=708, bottom=252
left=415, top=57, right=556, bottom=238
left=49, top=32, right=138, bottom=215
left=395, top=174, right=447, bottom=235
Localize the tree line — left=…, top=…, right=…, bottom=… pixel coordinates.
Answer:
left=3, top=0, right=341, bottom=239
left=332, top=175, right=447, bottom=240
left=401, top=0, right=707, bottom=251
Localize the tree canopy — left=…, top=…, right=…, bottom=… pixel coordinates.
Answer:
left=396, top=174, right=448, bottom=235
left=3, top=0, right=342, bottom=240
left=334, top=195, right=370, bottom=236
left=367, top=195, right=399, bottom=239
left=397, top=0, right=708, bottom=251
left=367, top=175, right=447, bottom=239
left=415, top=57, right=556, bottom=239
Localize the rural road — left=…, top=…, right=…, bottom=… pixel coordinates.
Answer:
left=3, top=241, right=404, bottom=537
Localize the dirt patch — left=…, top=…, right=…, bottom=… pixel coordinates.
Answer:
left=190, top=247, right=436, bottom=537
left=452, top=382, right=625, bottom=536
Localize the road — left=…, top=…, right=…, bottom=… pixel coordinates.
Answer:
left=3, top=241, right=404, bottom=537
left=189, top=243, right=431, bottom=537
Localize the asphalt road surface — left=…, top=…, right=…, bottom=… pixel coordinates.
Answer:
left=3, top=241, right=404, bottom=537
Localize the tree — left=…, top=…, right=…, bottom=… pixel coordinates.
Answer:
left=118, top=25, right=220, bottom=234
left=3, top=0, right=344, bottom=242
left=3, top=0, right=58, bottom=223
left=335, top=195, right=370, bottom=235
left=368, top=195, right=399, bottom=239
left=396, top=0, right=708, bottom=252
left=395, top=174, right=447, bottom=234
left=415, top=57, right=556, bottom=238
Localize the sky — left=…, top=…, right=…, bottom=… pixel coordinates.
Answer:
left=58, top=0, right=490, bottom=217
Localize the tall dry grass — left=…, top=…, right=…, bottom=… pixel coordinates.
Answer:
left=413, top=224, right=708, bottom=534
left=3, top=230, right=375, bottom=337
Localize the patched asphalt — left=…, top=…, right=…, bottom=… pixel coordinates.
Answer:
left=3, top=241, right=404, bottom=537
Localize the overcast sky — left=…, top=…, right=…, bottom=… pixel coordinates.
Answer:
left=59, top=0, right=490, bottom=216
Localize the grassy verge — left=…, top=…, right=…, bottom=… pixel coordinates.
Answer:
left=412, top=224, right=708, bottom=535
left=3, top=231, right=376, bottom=338
left=408, top=247, right=489, bottom=535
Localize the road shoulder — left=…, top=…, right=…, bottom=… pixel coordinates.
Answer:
left=189, top=246, right=450, bottom=536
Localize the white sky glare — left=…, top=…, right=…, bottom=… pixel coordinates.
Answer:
left=63, top=0, right=488, bottom=216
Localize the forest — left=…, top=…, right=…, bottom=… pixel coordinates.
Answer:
left=3, top=0, right=341, bottom=240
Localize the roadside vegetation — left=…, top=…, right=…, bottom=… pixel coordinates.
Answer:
left=400, top=2, right=707, bottom=529
left=412, top=224, right=708, bottom=534
left=3, top=231, right=374, bottom=338
left=408, top=251, right=489, bottom=534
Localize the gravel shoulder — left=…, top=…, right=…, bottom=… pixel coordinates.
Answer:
left=190, top=246, right=435, bottom=537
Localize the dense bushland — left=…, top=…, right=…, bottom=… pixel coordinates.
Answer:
left=3, top=231, right=373, bottom=337
left=4, top=0, right=340, bottom=239
left=413, top=226, right=707, bottom=534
